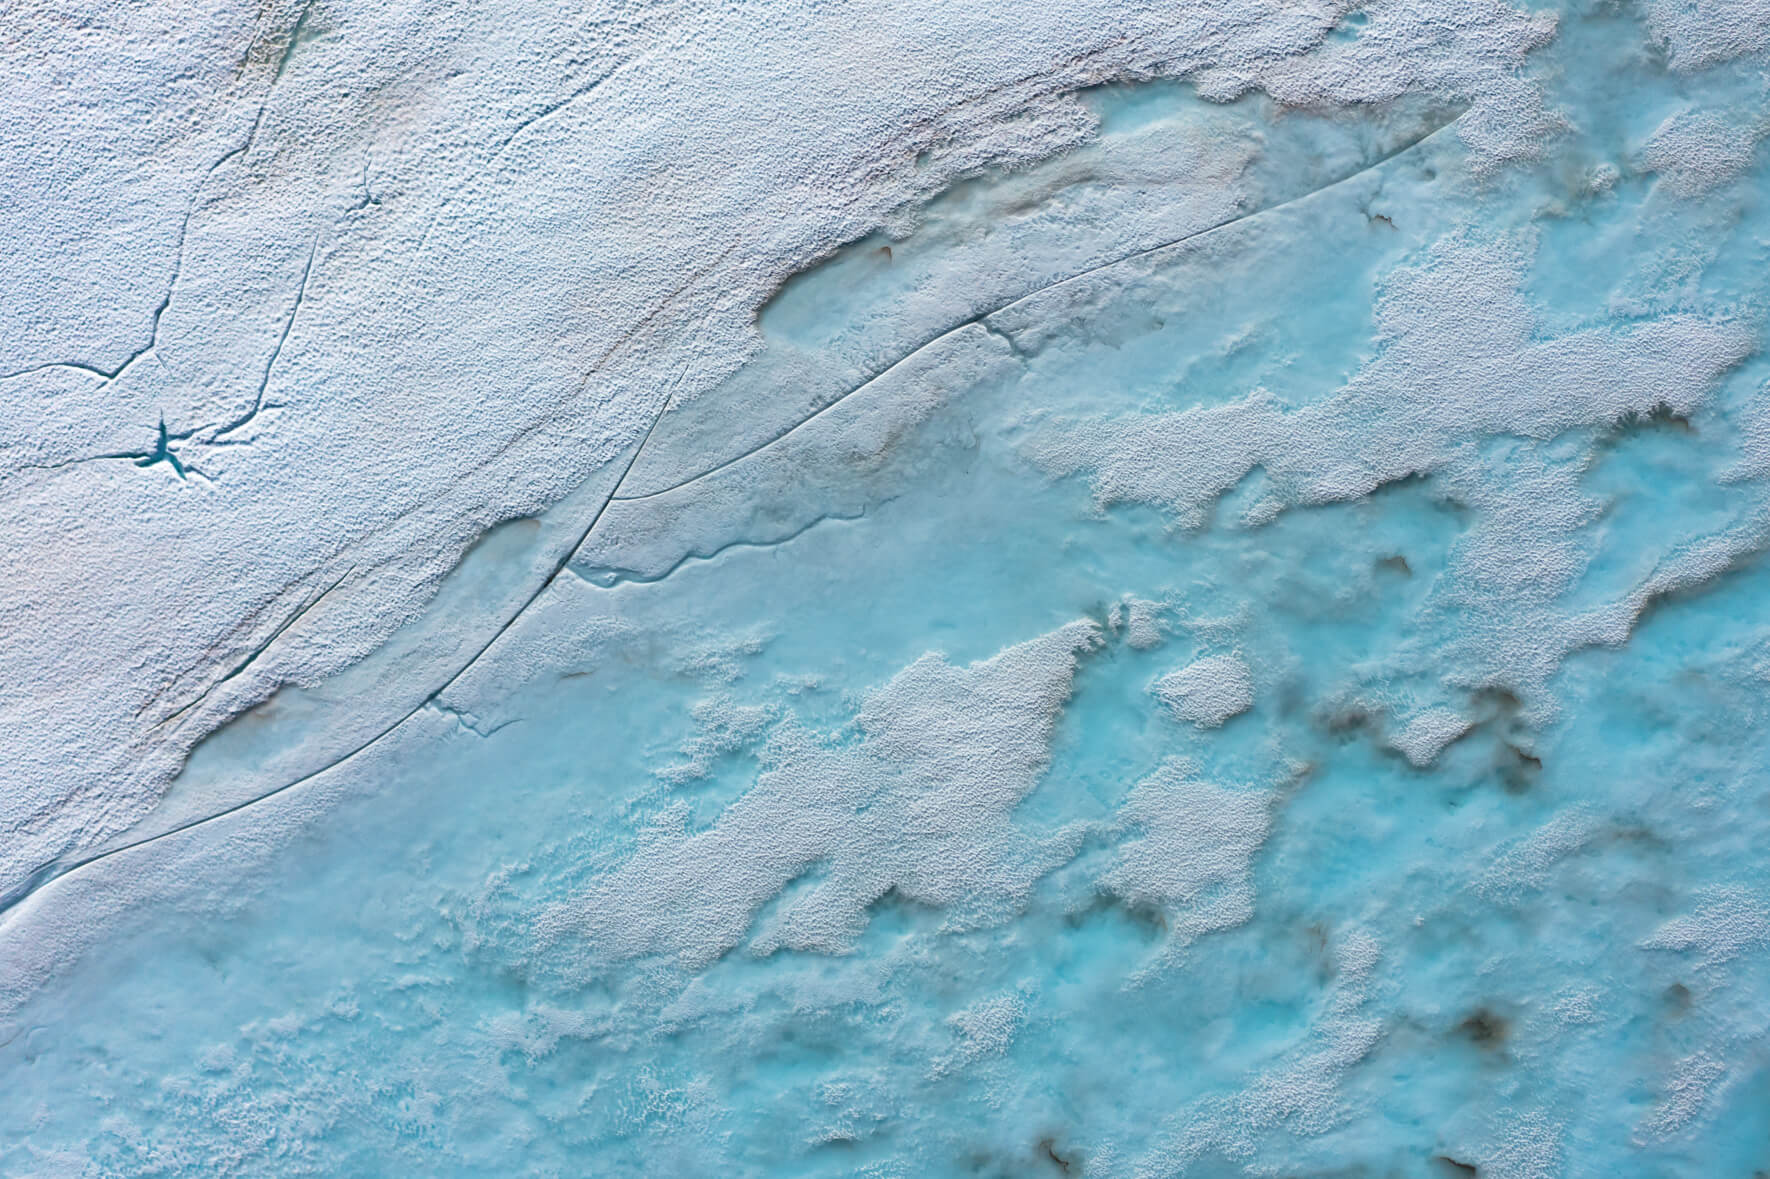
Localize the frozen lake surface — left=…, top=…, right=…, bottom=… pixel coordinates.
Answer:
left=5, top=0, right=1770, bottom=1174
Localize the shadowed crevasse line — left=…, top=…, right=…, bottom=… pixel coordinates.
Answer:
left=0, top=212, right=192, bottom=386
left=0, top=106, right=1459, bottom=925
left=611, top=107, right=1465, bottom=505
left=0, top=375, right=683, bottom=925
left=5, top=241, right=319, bottom=484
left=146, top=564, right=357, bottom=728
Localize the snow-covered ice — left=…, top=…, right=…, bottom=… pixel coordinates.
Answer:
left=6, top=0, right=1770, bottom=1173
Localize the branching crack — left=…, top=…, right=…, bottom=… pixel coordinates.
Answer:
left=0, top=8, right=303, bottom=391
left=426, top=700, right=522, bottom=739
left=0, top=212, right=190, bottom=386
left=346, top=160, right=383, bottom=214
left=10, top=416, right=209, bottom=483
left=571, top=504, right=873, bottom=588
left=139, top=419, right=188, bottom=477
left=6, top=239, right=320, bottom=485
left=0, top=359, right=685, bottom=924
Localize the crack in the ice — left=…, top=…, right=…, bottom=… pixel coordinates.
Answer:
left=0, top=47, right=292, bottom=390
left=272, top=0, right=316, bottom=83
left=0, top=219, right=188, bottom=387
left=11, top=448, right=151, bottom=477
left=426, top=700, right=523, bottom=739
left=471, top=250, right=734, bottom=473
left=9, top=417, right=211, bottom=483
left=147, top=565, right=356, bottom=727
left=346, top=160, right=383, bottom=214
left=0, top=362, right=687, bottom=925
left=614, top=109, right=1463, bottom=505
left=0, top=38, right=844, bottom=918
left=7, top=243, right=322, bottom=484
left=571, top=504, right=875, bottom=589
left=0, top=103, right=1457, bottom=925
left=413, top=63, right=625, bottom=259
left=0, top=0, right=318, bottom=397
left=134, top=418, right=191, bottom=478
left=210, top=239, right=319, bottom=443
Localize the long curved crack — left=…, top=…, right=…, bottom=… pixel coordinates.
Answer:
left=210, top=239, right=319, bottom=443
left=0, top=103, right=1460, bottom=926
left=613, top=107, right=1464, bottom=505
left=0, top=367, right=681, bottom=924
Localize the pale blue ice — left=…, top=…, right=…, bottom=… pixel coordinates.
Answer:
left=6, top=2, right=1770, bottom=1176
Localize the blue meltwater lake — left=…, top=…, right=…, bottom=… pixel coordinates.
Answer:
left=7, top=3, right=1770, bottom=1175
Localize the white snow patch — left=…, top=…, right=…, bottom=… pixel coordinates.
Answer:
left=1391, top=707, right=1473, bottom=767
left=1153, top=654, right=1254, bottom=728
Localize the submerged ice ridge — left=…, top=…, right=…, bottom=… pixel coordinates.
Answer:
left=7, top=0, right=1770, bottom=1174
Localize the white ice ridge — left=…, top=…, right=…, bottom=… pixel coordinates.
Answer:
left=1639, top=886, right=1770, bottom=970
left=1640, top=110, right=1767, bottom=198
left=1025, top=230, right=1755, bottom=719
left=538, top=621, right=1102, bottom=967
left=1, top=0, right=1571, bottom=904
left=1152, top=653, right=1255, bottom=728
left=1390, top=706, right=1475, bottom=768
left=1105, top=759, right=1271, bottom=954
left=929, top=992, right=1029, bottom=1078
left=1643, top=0, right=1770, bottom=70
left=1027, top=231, right=1751, bottom=527
left=1106, top=597, right=1168, bottom=651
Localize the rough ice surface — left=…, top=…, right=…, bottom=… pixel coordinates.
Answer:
left=5, top=0, right=1770, bottom=1173
left=1153, top=654, right=1255, bottom=728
